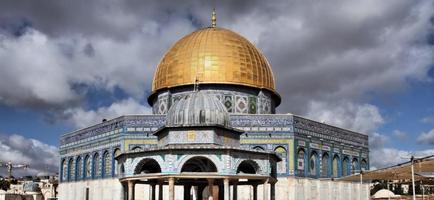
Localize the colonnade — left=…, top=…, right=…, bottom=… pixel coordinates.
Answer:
left=121, top=175, right=276, bottom=200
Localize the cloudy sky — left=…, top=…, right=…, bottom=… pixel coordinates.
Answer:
left=0, top=0, right=433, bottom=176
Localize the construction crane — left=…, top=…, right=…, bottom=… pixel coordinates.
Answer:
left=0, top=161, right=29, bottom=179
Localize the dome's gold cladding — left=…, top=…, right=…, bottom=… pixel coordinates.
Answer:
left=152, top=27, right=276, bottom=92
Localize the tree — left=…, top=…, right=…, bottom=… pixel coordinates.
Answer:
left=0, top=180, right=10, bottom=191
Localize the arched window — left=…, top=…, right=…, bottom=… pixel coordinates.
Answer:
left=199, top=110, right=205, bottom=123
left=361, top=159, right=367, bottom=171
left=321, top=152, right=329, bottom=177
left=84, top=155, right=92, bottom=179
left=332, top=155, right=339, bottom=177
left=113, top=148, right=121, bottom=176
left=61, top=159, right=67, bottom=182
left=352, top=158, right=359, bottom=174
left=342, top=157, right=349, bottom=176
left=103, top=151, right=111, bottom=178
left=309, top=151, right=318, bottom=177
left=274, top=146, right=287, bottom=174
left=297, top=149, right=306, bottom=176
left=76, top=156, right=82, bottom=180
left=68, top=158, right=74, bottom=181
left=93, top=153, right=101, bottom=178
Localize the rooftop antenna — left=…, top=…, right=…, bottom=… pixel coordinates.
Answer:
left=193, top=78, right=199, bottom=92
left=211, top=8, right=216, bottom=28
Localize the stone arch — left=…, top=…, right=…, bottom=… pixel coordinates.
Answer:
left=102, top=150, right=111, bottom=178
left=274, top=146, right=287, bottom=174
left=75, top=156, right=82, bottom=180
left=181, top=156, right=217, bottom=173
left=236, top=160, right=260, bottom=174
left=321, top=152, right=329, bottom=177
left=67, top=158, right=74, bottom=181
left=342, top=156, right=350, bottom=176
left=84, top=155, right=91, bottom=179
left=309, top=151, right=319, bottom=177
left=113, top=148, right=121, bottom=176
left=134, top=158, right=162, bottom=174
left=61, top=159, right=67, bottom=182
left=92, top=152, right=100, bottom=178
left=177, top=155, right=222, bottom=173
left=296, top=148, right=306, bottom=176
left=351, top=157, right=359, bottom=174
left=361, top=159, right=368, bottom=171
left=332, top=154, right=340, bottom=177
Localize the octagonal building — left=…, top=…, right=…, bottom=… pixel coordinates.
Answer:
left=59, top=11, right=370, bottom=200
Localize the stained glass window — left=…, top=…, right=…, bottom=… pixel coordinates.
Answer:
left=332, top=155, right=339, bottom=177
left=62, top=159, right=67, bottom=181
left=361, top=159, right=367, bottom=171
left=342, top=157, right=349, bottom=176
left=85, top=155, right=91, bottom=179
left=309, top=152, right=317, bottom=176
left=321, top=153, right=329, bottom=177
left=351, top=158, right=358, bottom=174
left=68, top=158, right=74, bottom=181
left=297, top=149, right=305, bottom=176
left=94, top=153, right=101, bottom=178
left=103, top=151, right=111, bottom=177
left=76, top=156, right=82, bottom=180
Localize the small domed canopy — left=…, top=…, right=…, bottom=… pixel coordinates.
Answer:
left=166, top=91, right=229, bottom=127
left=372, top=189, right=398, bottom=198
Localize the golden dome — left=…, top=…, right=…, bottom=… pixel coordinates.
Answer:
left=151, top=27, right=276, bottom=93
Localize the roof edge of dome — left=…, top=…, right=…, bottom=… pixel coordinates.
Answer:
left=147, top=83, right=281, bottom=107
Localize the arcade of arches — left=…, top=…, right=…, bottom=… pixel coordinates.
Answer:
left=296, top=148, right=367, bottom=178
left=120, top=157, right=276, bottom=200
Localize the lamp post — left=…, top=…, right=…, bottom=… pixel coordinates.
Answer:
left=411, top=156, right=416, bottom=200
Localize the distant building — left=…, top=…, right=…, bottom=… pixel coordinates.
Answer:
left=0, top=175, right=57, bottom=200
left=59, top=11, right=369, bottom=200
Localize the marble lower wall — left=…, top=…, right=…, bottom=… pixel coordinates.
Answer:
left=58, top=177, right=369, bottom=200
left=58, top=178, right=123, bottom=200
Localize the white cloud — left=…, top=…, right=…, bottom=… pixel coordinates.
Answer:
left=422, top=116, right=434, bottom=125
left=0, top=0, right=432, bottom=172
left=305, top=100, right=384, bottom=134
left=0, top=134, right=58, bottom=177
left=393, top=130, right=408, bottom=141
left=64, top=98, right=152, bottom=128
left=0, top=20, right=195, bottom=109
left=416, top=129, right=434, bottom=145
left=370, top=148, right=434, bottom=169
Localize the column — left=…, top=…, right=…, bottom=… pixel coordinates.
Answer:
left=128, top=181, right=135, bottom=200
left=184, top=185, right=192, bottom=200
left=121, top=182, right=127, bottom=200
left=263, top=179, right=269, bottom=200
left=158, top=181, right=163, bottom=200
left=169, top=177, right=175, bottom=200
left=270, top=182, right=276, bottom=200
left=208, top=179, right=214, bottom=200
left=197, top=185, right=205, bottom=200
left=232, top=181, right=238, bottom=200
left=150, top=183, right=156, bottom=200
left=224, top=178, right=230, bottom=200
left=253, top=184, right=258, bottom=200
